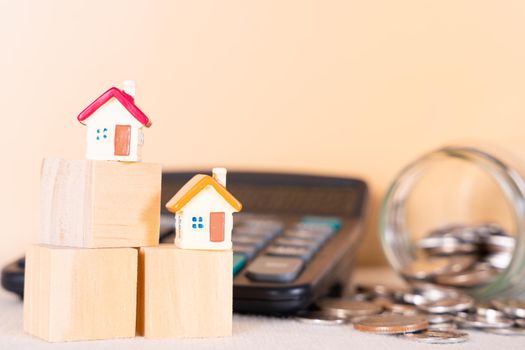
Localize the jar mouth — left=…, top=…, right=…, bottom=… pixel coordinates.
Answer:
left=379, top=145, right=525, bottom=299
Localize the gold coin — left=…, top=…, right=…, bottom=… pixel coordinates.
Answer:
left=319, top=298, right=382, bottom=318
left=353, top=314, right=428, bottom=334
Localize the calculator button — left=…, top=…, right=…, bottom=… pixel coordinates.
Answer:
left=300, top=216, right=342, bottom=230
left=246, top=256, right=304, bottom=283
left=235, top=231, right=274, bottom=245
left=274, top=237, right=321, bottom=251
left=234, top=226, right=273, bottom=237
left=284, top=229, right=330, bottom=243
left=233, top=235, right=266, bottom=249
left=265, top=245, right=315, bottom=262
left=233, top=253, right=246, bottom=276
left=234, top=224, right=282, bottom=238
left=293, top=223, right=335, bottom=235
left=233, top=244, right=258, bottom=260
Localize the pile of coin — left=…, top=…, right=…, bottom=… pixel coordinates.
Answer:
left=295, top=283, right=525, bottom=344
left=400, top=223, right=515, bottom=288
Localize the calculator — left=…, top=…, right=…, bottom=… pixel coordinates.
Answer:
left=2, top=171, right=368, bottom=315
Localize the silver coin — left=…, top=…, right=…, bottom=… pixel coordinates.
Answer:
left=403, top=293, right=428, bottom=306
left=492, top=299, right=525, bottom=318
left=409, top=282, right=460, bottom=302
left=400, top=258, right=452, bottom=280
left=418, top=236, right=461, bottom=250
left=484, top=234, right=515, bottom=253
left=418, top=295, right=474, bottom=314
left=455, top=314, right=514, bottom=329
left=403, top=329, right=468, bottom=344
left=427, top=313, right=455, bottom=324
left=435, top=264, right=497, bottom=287
left=485, top=327, right=525, bottom=336
left=295, top=310, right=347, bottom=325
left=426, top=242, right=478, bottom=256
left=475, top=302, right=505, bottom=320
left=428, top=322, right=458, bottom=331
left=318, top=298, right=383, bottom=318
left=486, top=252, right=512, bottom=270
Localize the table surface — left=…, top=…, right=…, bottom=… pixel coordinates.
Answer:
left=2, top=267, right=524, bottom=350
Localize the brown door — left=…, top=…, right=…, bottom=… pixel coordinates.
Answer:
left=209, top=212, right=225, bottom=242
left=114, top=125, right=131, bottom=156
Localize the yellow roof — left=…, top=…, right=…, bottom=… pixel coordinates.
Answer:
left=165, top=174, right=242, bottom=213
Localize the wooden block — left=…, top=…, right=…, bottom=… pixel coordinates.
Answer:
left=23, top=245, right=138, bottom=342
left=40, top=158, right=161, bottom=248
left=137, top=245, right=232, bottom=338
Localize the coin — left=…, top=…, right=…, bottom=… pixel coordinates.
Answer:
left=403, top=330, right=468, bottom=344
left=411, top=282, right=462, bottom=301
left=426, top=314, right=455, bottom=324
left=318, top=298, right=383, bottom=319
left=419, top=236, right=478, bottom=255
left=475, top=302, right=505, bottom=320
left=418, top=295, right=474, bottom=314
left=401, top=256, right=475, bottom=280
left=435, top=265, right=497, bottom=287
left=484, top=327, right=525, bottom=336
left=295, top=310, right=347, bottom=326
left=402, top=292, right=428, bottom=306
left=386, top=303, right=419, bottom=315
left=427, top=243, right=478, bottom=256
left=418, top=236, right=460, bottom=249
left=486, top=252, right=512, bottom=270
left=455, top=314, right=514, bottom=329
left=445, top=255, right=478, bottom=274
left=484, top=234, right=515, bottom=253
left=428, top=322, right=458, bottom=331
left=492, top=299, right=525, bottom=318
left=400, top=258, right=451, bottom=280
left=372, top=296, right=394, bottom=309
left=353, top=314, right=428, bottom=334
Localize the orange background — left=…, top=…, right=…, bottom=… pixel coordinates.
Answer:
left=1, top=1, right=525, bottom=267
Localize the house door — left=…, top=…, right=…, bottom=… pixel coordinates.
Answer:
left=114, top=124, right=131, bottom=156
left=209, top=212, right=225, bottom=242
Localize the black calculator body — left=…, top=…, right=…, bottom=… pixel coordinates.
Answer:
left=2, top=171, right=368, bottom=316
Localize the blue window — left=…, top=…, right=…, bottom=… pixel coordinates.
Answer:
left=192, top=216, right=204, bottom=229
left=96, top=128, right=109, bottom=141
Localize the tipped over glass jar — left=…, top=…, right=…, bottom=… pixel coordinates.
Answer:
left=379, top=145, right=525, bottom=299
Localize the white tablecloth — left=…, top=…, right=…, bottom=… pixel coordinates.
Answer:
left=1, top=267, right=524, bottom=349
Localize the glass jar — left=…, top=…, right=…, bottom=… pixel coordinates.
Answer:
left=379, top=145, right=525, bottom=299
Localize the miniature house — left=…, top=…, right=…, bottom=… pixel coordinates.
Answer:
left=165, top=168, right=242, bottom=250
left=77, top=81, right=152, bottom=162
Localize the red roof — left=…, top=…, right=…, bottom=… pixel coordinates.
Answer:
left=77, top=87, right=151, bottom=127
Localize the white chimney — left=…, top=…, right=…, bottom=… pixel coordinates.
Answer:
left=212, top=168, right=227, bottom=187
left=123, top=80, right=136, bottom=98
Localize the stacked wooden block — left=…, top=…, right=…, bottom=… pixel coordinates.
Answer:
left=23, top=82, right=238, bottom=342
left=137, top=246, right=232, bottom=338
left=138, top=169, right=240, bottom=338
left=24, top=158, right=162, bottom=342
